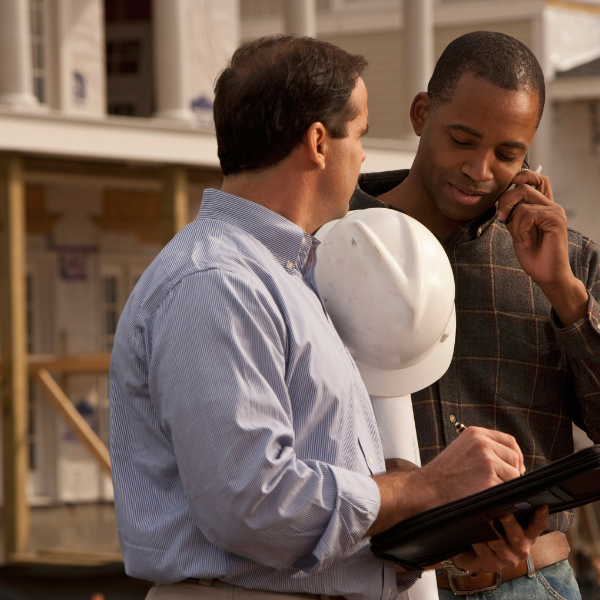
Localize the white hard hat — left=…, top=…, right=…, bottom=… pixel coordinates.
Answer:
left=315, top=208, right=456, bottom=397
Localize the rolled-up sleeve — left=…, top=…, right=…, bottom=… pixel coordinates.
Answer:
left=148, top=269, right=380, bottom=571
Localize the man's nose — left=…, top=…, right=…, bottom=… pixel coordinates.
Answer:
left=461, top=151, right=494, bottom=183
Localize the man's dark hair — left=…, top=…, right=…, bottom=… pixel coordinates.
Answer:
left=427, top=31, right=545, bottom=126
left=214, top=35, right=367, bottom=176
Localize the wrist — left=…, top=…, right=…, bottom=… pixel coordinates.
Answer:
left=538, top=276, right=588, bottom=327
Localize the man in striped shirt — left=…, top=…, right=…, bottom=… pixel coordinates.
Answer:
left=110, top=36, right=547, bottom=600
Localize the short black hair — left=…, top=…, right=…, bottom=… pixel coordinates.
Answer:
left=214, top=35, right=367, bottom=176
left=428, top=31, right=545, bottom=126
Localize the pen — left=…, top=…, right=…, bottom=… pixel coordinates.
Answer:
left=454, top=421, right=467, bottom=435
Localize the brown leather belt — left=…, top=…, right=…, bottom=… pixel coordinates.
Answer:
left=436, top=530, right=570, bottom=595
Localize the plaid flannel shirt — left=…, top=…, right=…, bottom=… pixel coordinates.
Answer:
left=351, top=169, right=600, bottom=534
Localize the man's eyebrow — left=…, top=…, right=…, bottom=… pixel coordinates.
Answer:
left=360, top=124, right=369, bottom=137
left=449, top=124, right=527, bottom=150
left=497, top=140, right=527, bottom=151
left=449, top=124, right=483, bottom=139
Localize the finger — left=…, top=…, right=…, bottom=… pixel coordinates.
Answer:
left=451, top=551, right=479, bottom=573
left=510, top=171, right=553, bottom=201
left=471, top=541, right=512, bottom=572
left=524, top=505, right=550, bottom=540
left=505, top=203, right=537, bottom=249
left=492, top=508, right=548, bottom=560
left=497, top=184, right=553, bottom=222
left=486, top=445, right=523, bottom=482
left=490, top=515, right=530, bottom=562
left=453, top=546, right=509, bottom=575
left=506, top=204, right=566, bottom=250
left=464, top=427, right=525, bottom=474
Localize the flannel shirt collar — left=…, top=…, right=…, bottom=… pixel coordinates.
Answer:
left=355, top=169, right=498, bottom=245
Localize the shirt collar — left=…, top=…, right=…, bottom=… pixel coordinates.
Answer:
left=197, top=188, right=318, bottom=273
left=356, top=169, right=499, bottom=244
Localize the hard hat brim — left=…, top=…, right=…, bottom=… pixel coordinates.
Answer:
left=355, top=305, right=456, bottom=397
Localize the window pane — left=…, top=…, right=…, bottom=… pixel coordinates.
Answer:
left=105, top=277, right=117, bottom=303
left=34, top=43, right=44, bottom=69
left=106, top=310, right=118, bottom=335
left=33, top=77, right=45, bottom=103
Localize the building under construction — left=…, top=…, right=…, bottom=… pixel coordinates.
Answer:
left=2, top=0, right=600, bottom=594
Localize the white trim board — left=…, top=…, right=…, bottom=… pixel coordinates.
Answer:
left=0, top=108, right=220, bottom=167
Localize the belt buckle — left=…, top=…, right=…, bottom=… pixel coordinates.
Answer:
left=448, top=571, right=502, bottom=596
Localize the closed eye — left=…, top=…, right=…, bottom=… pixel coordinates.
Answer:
left=497, top=153, right=519, bottom=163
left=451, top=136, right=471, bottom=147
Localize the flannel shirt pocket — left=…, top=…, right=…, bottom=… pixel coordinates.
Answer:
left=497, top=323, right=564, bottom=410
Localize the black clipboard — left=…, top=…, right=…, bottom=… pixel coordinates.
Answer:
left=371, top=445, right=600, bottom=570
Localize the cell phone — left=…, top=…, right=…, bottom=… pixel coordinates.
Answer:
left=503, top=149, right=531, bottom=196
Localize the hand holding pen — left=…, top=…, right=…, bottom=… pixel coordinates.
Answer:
left=454, top=420, right=524, bottom=475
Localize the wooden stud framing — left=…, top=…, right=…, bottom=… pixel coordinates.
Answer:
left=32, top=369, right=111, bottom=476
left=0, top=153, right=30, bottom=557
left=162, top=165, right=189, bottom=245
left=27, top=353, right=111, bottom=374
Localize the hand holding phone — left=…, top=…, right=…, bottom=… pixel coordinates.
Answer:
left=496, top=159, right=588, bottom=327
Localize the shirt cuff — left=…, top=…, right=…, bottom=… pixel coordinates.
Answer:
left=293, top=464, right=380, bottom=572
left=552, top=293, right=600, bottom=359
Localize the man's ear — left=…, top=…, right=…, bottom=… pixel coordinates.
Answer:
left=303, top=122, right=327, bottom=169
left=409, top=92, right=431, bottom=137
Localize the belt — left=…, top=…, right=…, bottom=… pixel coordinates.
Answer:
left=436, top=530, right=570, bottom=595
left=182, top=579, right=347, bottom=600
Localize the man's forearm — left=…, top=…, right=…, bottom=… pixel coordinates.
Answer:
left=366, top=468, right=439, bottom=537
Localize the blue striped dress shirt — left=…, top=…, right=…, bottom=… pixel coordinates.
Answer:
left=109, top=189, right=412, bottom=599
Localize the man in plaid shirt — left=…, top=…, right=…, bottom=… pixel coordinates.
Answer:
left=351, top=31, right=600, bottom=599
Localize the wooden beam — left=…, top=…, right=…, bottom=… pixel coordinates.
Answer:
left=0, top=152, right=30, bottom=557
left=9, top=549, right=123, bottom=566
left=0, top=353, right=111, bottom=373
left=32, top=369, right=111, bottom=476
left=162, top=164, right=189, bottom=245
left=27, top=353, right=111, bottom=373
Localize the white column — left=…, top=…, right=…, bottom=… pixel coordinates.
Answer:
left=53, top=0, right=105, bottom=116
left=531, top=9, right=555, bottom=180
left=0, top=0, right=39, bottom=107
left=152, top=0, right=194, bottom=121
left=404, top=0, right=433, bottom=136
left=285, top=0, right=316, bottom=38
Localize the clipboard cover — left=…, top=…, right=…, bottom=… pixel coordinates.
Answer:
left=370, top=445, right=600, bottom=570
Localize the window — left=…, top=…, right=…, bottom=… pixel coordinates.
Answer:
left=106, top=39, right=143, bottom=75
left=101, top=276, right=120, bottom=351
left=107, top=102, right=137, bottom=116
left=30, top=0, right=46, bottom=103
